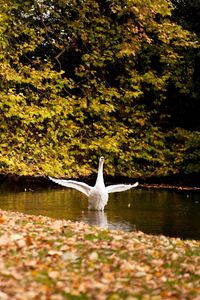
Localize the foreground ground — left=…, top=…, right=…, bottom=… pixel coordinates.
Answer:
left=0, top=210, right=199, bottom=300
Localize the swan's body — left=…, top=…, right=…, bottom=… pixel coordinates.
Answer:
left=49, top=157, right=138, bottom=211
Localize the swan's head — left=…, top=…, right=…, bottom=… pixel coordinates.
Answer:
left=99, top=156, right=104, bottom=162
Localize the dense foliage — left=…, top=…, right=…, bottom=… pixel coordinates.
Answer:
left=0, top=0, right=199, bottom=178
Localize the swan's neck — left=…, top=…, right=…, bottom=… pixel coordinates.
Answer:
left=95, top=160, right=105, bottom=187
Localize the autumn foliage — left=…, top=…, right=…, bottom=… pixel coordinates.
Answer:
left=0, top=0, right=199, bottom=177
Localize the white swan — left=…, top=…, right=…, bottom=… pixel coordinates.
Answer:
left=49, top=156, right=138, bottom=211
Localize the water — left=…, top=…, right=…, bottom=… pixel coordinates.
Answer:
left=0, top=186, right=199, bottom=240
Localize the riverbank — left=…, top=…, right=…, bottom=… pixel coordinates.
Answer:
left=0, top=173, right=200, bottom=192
left=0, top=209, right=199, bottom=300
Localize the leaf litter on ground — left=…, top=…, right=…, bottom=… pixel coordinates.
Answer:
left=0, top=209, right=199, bottom=300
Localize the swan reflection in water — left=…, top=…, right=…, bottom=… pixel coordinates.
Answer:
left=82, top=210, right=109, bottom=227
left=81, top=210, right=135, bottom=231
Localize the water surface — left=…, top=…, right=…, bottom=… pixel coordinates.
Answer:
left=0, top=187, right=199, bottom=240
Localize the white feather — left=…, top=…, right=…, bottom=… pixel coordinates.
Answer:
left=48, top=177, right=91, bottom=197
left=106, top=182, right=139, bottom=193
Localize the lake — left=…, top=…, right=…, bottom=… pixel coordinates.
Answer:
left=0, top=186, right=199, bottom=240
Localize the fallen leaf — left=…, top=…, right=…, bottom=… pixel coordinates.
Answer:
left=89, top=252, right=98, bottom=261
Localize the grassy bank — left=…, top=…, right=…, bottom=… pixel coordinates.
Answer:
left=0, top=209, right=199, bottom=300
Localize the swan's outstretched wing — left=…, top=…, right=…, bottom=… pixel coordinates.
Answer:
left=49, top=177, right=92, bottom=197
left=106, top=182, right=139, bottom=193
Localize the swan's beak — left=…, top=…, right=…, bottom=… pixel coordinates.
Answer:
left=100, top=156, right=104, bottom=161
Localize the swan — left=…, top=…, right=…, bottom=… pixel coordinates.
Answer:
left=49, top=156, right=138, bottom=211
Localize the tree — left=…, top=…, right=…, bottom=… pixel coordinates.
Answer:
left=0, top=0, right=199, bottom=177
left=168, top=0, right=200, bottom=131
